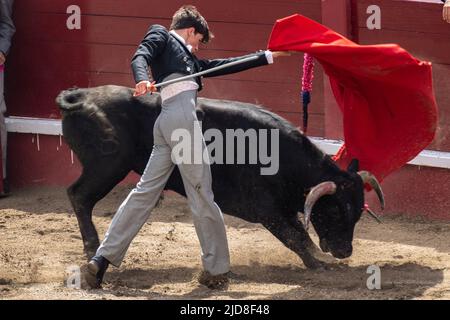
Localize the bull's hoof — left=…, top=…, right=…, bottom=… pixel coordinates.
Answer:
left=197, top=271, right=229, bottom=290
left=85, top=250, right=96, bottom=261
left=305, top=243, right=337, bottom=266
left=84, top=242, right=100, bottom=261
left=85, top=250, right=97, bottom=262
left=303, top=258, right=328, bottom=270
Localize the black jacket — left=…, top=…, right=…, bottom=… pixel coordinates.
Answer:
left=130, top=24, right=269, bottom=91
left=0, top=0, right=15, bottom=55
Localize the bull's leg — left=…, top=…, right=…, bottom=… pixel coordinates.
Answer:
left=262, top=217, right=325, bottom=269
left=67, top=167, right=130, bottom=260
left=288, top=217, right=335, bottom=263
left=288, top=217, right=324, bottom=254
left=68, top=178, right=99, bottom=260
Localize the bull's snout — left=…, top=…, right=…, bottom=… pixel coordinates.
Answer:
left=330, top=244, right=353, bottom=259
left=323, top=239, right=353, bottom=259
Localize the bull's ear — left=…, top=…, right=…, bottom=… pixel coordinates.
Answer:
left=347, top=158, right=359, bottom=173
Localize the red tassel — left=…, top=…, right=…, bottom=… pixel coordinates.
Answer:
left=301, top=53, right=314, bottom=133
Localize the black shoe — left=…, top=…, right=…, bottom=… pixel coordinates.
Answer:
left=85, top=255, right=110, bottom=289
left=197, top=270, right=229, bottom=290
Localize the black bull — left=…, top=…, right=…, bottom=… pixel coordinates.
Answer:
left=56, top=85, right=384, bottom=269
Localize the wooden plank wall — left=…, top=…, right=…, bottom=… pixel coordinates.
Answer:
left=5, top=0, right=325, bottom=136
left=353, top=0, right=450, bottom=152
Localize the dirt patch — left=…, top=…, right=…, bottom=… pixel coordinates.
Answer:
left=0, top=186, right=449, bottom=300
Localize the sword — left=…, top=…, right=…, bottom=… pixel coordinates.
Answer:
left=153, top=54, right=260, bottom=88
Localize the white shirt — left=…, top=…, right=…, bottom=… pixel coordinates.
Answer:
left=170, top=30, right=194, bottom=53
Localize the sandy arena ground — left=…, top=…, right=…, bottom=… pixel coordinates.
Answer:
left=0, top=185, right=449, bottom=300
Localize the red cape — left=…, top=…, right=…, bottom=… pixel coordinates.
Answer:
left=267, top=14, right=438, bottom=181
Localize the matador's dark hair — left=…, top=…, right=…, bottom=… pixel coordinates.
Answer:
left=170, top=5, right=213, bottom=43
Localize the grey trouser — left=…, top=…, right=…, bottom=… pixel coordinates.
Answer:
left=0, top=71, right=7, bottom=178
left=96, top=89, right=230, bottom=275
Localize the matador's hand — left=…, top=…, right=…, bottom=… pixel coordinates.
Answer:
left=134, top=80, right=157, bottom=97
left=444, top=0, right=450, bottom=23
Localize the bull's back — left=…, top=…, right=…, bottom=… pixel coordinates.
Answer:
left=56, top=85, right=157, bottom=166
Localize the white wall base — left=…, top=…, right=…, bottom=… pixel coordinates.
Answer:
left=5, top=116, right=450, bottom=169
left=308, top=137, right=450, bottom=170
left=6, top=116, right=63, bottom=135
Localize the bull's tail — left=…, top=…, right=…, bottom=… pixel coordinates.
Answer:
left=56, top=87, right=86, bottom=111
left=56, top=88, right=120, bottom=158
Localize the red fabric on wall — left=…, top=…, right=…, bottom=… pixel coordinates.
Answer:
left=267, top=14, right=438, bottom=181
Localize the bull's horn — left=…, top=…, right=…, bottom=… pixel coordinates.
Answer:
left=304, top=181, right=337, bottom=231
left=365, top=207, right=383, bottom=224
left=358, top=171, right=385, bottom=210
